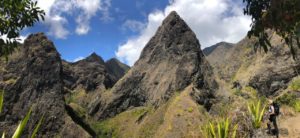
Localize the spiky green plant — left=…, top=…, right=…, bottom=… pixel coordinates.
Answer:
left=0, top=90, right=3, bottom=113
left=30, top=115, right=44, bottom=138
left=0, top=90, right=43, bottom=138
left=12, top=107, right=32, bottom=138
left=247, top=100, right=266, bottom=129
left=202, top=118, right=238, bottom=138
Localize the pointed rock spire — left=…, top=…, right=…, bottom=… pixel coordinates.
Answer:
left=90, top=11, right=217, bottom=120
left=138, top=11, right=201, bottom=65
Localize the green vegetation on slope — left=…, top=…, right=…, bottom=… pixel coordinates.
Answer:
left=202, top=118, right=238, bottom=138
left=92, top=107, right=150, bottom=138
left=276, top=93, right=300, bottom=112
left=289, top=77, right=300, bottom=91
left=248, top=99, right=266, bottom=129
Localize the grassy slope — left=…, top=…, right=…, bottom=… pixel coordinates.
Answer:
left=91, top=85, right=209, bottom=138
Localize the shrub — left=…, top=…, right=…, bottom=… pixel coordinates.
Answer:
left=202, top=118, right=238, bottom=138
left=276, top=93, right=300, bottom=112
left=289, top=77, right=300, bottom=91
left=247, top=100, right=266, bottom=129
left=276, top=93, right=297, bottom=105
left=294, top=101, right=300, bottom=112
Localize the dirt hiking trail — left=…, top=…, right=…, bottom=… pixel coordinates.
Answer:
left=279, top=113, right=300, bottom=138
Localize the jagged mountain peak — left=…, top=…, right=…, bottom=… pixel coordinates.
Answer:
left=138, top=11, right=200, bottom=65
left=0, top=33, right=91, bottom=137
left=84, top=52, right=105, bottom=64
left=90, top=11, right=217, bottom=120
left=105, top=58, right=130, bottom=82
left=161, top=11, right=185, bottom=28
left=106, top=58, right=130, bottom=71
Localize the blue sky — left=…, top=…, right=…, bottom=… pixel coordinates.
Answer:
left=21, top=0, right=251, bottom=65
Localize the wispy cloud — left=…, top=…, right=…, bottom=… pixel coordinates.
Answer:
left=122, top=20, right=146, bottom=32
left=116, top=0, right=251, bottom=66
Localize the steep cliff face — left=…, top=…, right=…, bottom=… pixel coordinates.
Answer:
left=90, top=11, right=218, bottom=120
left=0, top=33, right=91, bottom=137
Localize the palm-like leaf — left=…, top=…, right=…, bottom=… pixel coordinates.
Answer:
left=248, top=100, right=266, bottom=128
left=0, top=90, right=4, bottom=113
left=231, top=124, right=238, bottom=138
left=31, top=115, right=44, bottom=138
left=202, top=118, right=237, bottom=138
left=210, top=123, right=216, bottom=138
left=12, top=107, right=32, bottom=138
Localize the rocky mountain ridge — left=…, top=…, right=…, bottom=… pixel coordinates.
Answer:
left=1, top=11, right=299, bottom=138
left=63, top=53, right=129, bottom=92
left=0, top=33, right=91, bottom=137
left=89, top=11, right=217, bottom=120
left=0, top=33, right=130, bottom=137
left=204, top=32, right=300, bottom=96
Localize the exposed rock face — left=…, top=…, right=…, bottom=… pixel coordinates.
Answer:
left=105, top=58, right=130, bottom=81
left=205, top=33, right=300, bottom=96
left=91, top=11, right=217, bottom=120
left=62, top=53, right=115, bottom=92
left=0, top=33, right=91, bottom=137
left=247, top=34, right=300, bottom=96
left=62, top=55, right=129, bottom=118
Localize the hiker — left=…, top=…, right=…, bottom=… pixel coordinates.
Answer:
left=267, top=99, right=279, bottom=137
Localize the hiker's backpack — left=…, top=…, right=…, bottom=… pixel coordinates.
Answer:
left=273, top=103, right=280, bottom=116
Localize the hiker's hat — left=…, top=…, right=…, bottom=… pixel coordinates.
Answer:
left=268, top=99, right=273, bottom=104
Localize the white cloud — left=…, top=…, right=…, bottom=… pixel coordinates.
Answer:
left=116, top=0, right=251, bottom=66
left=47, top=15, right=69, bottom=39
left=73, top=56, right=85, bottom=62
left=122, top=20, right=146, bottom=32
left=36, top=0, right=111, bottom=38
left=99, top=0, right=113, bottom=22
